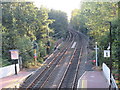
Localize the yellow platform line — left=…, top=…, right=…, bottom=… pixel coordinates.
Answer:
left=81, top=80, right=87, bottom=88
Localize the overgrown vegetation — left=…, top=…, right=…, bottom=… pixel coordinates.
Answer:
left=70, top=1, right=120, bottom=86
left=1, top=2, right=68, bottom=67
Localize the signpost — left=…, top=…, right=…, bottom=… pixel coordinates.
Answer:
left=33, top=41, right=38, bottom=65
left=9, top=50, right=19, bottom=75
left=104, top=50, right=110, bottom=57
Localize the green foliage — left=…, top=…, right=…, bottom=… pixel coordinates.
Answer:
left=38, top=40, right=46, bottom=57
left=82, top=2, right=117, bottom=40
left=70, top=9, right=88, bottom=34
left=48, top=9, right=68, bottom=39
left=2, top=2, right=54, bottom=67
left=71, top=2, right=118, bottom=37
left=2, top=2, right=68, bottom=68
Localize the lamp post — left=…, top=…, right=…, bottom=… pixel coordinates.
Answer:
left=105, top=21, right=112, bottom=89
left=109, top=22, right=112, bottom=89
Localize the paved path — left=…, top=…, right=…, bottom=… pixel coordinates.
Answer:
left=0, top=69, right=35, bottom=89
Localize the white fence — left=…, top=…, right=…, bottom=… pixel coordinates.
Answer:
left=0, top=63, right=20, bottom=78
left=102, top=63, right=118, bottom=89
left=102, top=63, right=110, bottom=85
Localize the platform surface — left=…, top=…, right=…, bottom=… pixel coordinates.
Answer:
left=0, top=69, right=34, bottom=89
left=78, top=71, right=109, bottom=88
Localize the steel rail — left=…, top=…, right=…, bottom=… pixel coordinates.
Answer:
left=57, top=31, right=83, bottom=89
left=57, top=46, right=78, bottom=88
left=33, top=31, right=76, bottom=88
left=20, top=31, right=74, bottom=89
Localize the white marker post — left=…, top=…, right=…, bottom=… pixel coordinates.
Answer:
left=94, top=42, right=99, bottom=66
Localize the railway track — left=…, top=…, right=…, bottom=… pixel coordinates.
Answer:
left=59, top=32, right=83, bottom=89
left=20, top=30, right=85, bottom=89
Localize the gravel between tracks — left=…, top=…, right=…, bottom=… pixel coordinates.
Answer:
left=20, top=30, right=94, bottom=89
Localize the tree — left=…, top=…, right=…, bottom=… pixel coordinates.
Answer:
left=2, top=2, right=54, bottom=67
left=70, top=9, right=88, bottom=34
left=48, top=9, right=68, bottom=39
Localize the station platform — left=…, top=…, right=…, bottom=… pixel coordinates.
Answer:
left=77, top=71, right=109, bottom=88
left=0, top=69, right=35, bottom=89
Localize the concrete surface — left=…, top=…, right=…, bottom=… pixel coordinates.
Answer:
left=0, top=69, right=35, bottom=89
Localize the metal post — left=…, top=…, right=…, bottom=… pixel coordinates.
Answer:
left=46, top=27, right=50, bottom=54
left=95, top=42, right=98, bottom=66
left=34, top=49, right=37, bottom=65
left=19, top=56, right=22, bottom=70
left=33, top=40, right=38, bottom=65
left=95, top=42, right=99, bottom=66
left=14, top=60, right=17, bottom=75
left=109, top=22, right=112, bottom=89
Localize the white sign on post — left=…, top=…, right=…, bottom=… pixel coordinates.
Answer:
left=104, top=50, right=110, bottom=57
left=9, top=50, right=19, bottom=59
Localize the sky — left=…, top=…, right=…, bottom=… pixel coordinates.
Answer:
left=33, top=0, right=81, bottom=19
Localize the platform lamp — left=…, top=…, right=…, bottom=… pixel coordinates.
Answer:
left=105, top=21, right=112, bottom=89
